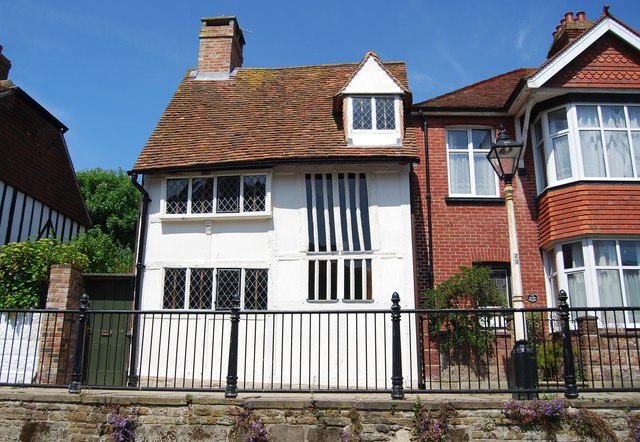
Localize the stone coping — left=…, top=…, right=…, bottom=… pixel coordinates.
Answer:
left=1, top=387, right=639, bottom=411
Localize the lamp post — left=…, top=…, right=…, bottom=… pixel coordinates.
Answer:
left=487, top=125, right=537, bottom=398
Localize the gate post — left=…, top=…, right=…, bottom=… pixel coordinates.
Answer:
left=69, top=293, right=89, bottom=394
left=558, top=290, right=578, bottom=399
left=225, top=291, right=241, bottom=398
left=391, top=292, right=405, bottom=399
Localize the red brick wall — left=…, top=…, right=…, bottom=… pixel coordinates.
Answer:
left=412, top=116, right=548, bottom=306
left=197, top=18, right=244, bottom=74
left=539, top=182, right=640, bottom=248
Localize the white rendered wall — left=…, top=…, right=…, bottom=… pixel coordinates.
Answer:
left=137, top=163, right=417, bottom=388
left=0, top=312, right=42, bottom=384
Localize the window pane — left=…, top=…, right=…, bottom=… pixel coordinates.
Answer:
left=216, top=269, right=241, bottom=309
left=314, top=174, right=327, bottom=252
left=166, top=179, right=189, bottom=214
left=189, top=268, right=213, bottom=309
left=597, top=269, right=623, bottom=306
left=536, top=142, right=548, bottom=188
left=217, top=176, right=240, bottom=213
left=348, top=173, right=361, bottom=251
left=353, top=97, right=372, bottom=130
left=601, top=106, right=626, bottom=128
left=594, top=240, right=618, bottom=266
left=629, top=107, right=640, bottom=129
left=449, top=153, right=471, bottom=194
left=326, top=174, right=337, bottom=252
left=605, top=131, right=633, bottom=177
left=552, top=135, right=572, bottom=180
left=562, top=242, right=584, bottom=269
left=375, top=97, right=396, bottom=130
left=489, top=268, right=510, bottom=306
left=579, top=130, right=606, bottom=177
left=191, top=178, right=214, bottom=213
left=534, top=120, right=543, bottom=143
left=163, top=268, right=186, bottom=309
left=624, top=270, right=640, bottom=306
left=338, top=174, right=350, bottom=250
left=576, top=105, right=599, bottom=127
left=473, top=153, right=497, bottom=196
left=631, top=132, right=640, bottom=176
left=243, top=175, right=266, bottom=212
left=567, top=272, right=587, bottom=307
left=471, top=129, right=491, bottom=150
left=447, top=130, right=468, bottom=150
left=548, top=108, right=568, bottom=133
left=244, top=269, right=268, bottom=310
left=305, top=174, right=315, bottom=251
left=621, top=241, right=640, bottom=266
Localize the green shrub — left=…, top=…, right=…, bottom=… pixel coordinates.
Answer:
left=0, top=239, right=88, bottom=309
left=422, top=266, right=506, bottom=371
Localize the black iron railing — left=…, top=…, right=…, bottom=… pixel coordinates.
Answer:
left=1, top=291, right=640, bottom=398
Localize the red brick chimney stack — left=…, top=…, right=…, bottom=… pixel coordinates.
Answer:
left=548, top=11, right=592, bottom=59
left=0, top=46, right=11, bottom=81
left=197, top=16, right=245, bottom=79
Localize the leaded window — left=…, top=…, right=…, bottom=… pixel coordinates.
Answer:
left=164, top=174, right=268, bottom=215
left=351, top=96, right=397, bottom=131
left=163, top=267, right=268, bottom=310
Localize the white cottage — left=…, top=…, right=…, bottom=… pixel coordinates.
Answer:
left=130, top=17, right=419, bottom=389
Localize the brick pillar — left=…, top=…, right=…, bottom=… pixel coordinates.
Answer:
left=576, top=315, right=599, bottom=382
left=37, top=265, right=84, bottom=384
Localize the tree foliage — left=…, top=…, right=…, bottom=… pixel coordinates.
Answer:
left=70, top=227, right=133, bottom=274
left=0, top=239, right=88, bottom=309
left=76, top=168, right=139, bottom=249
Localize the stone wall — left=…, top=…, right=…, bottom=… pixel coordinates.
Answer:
left=0, top=389, right=638, bottom=442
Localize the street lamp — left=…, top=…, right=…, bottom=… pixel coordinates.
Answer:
left=487, top=124, right=537, bottom=398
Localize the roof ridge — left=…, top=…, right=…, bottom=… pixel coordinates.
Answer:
left=415, top=67, right=533, bottom=106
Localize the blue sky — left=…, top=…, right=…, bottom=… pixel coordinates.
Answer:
left=2, top=0, right=640, bottom=172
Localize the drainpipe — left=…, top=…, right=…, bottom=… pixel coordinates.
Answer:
left=127, top=171, right=151, bottom=387
left=419, top=110, right=435, bottom=290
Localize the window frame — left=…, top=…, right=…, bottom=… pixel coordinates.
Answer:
left=346, top=95, right=402, bottom=146
left=162, top=171, right=272, bottom=219
left=445, top=126, right=499, bottom=198
left=161, top=267, right=269, bottom=311
left=546, top=238, right=640, bottom=327
left=533, top=103, right=640, bottom=193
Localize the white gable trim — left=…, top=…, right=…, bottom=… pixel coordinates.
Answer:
left=342, top=57, right=404, bottom=94
left=528, top=18, right=640, bottom=89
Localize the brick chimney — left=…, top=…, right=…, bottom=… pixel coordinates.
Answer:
left=547, top=11, right=592, bottom=58
left=196, top=16, right=245, bottom=80
left=0, top=46, right=11, bottom=80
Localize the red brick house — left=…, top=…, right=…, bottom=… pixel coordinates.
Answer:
left=413, top=8, right=640, bottom=316
left=0, top=46, right=91, bottom=245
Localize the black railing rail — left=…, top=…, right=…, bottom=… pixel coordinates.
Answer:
left=1, top=292, right=640, bottom=398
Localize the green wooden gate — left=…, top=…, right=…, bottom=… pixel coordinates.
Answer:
left=83, top=274, right=134, bottom=387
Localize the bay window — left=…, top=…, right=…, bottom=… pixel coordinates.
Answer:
left=533, top=103, right=640, bottom=192
left=547, top=239, right=640, bottom=325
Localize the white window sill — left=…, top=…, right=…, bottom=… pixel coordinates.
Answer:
left=157, top=212, right=272, bottom=222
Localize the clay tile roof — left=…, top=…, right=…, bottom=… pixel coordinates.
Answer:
left=133, top=61, right=418, bottom=173
left=414, top=68, right=535, bottom=111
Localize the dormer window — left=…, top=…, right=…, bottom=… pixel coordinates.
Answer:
left=352, top=97, right=396, bottom=130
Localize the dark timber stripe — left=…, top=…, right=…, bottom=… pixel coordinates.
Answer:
left=28, top=197, right=36, bottom=240
left=0, top=182, right=7, bottom=228
left=4, top=187, right=17, bottom=244
left=17, top=192, right=27, bottom=242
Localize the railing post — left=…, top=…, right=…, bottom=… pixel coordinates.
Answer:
left=391, top=292, right=404, bottom=399
left=69, top=293, right=89, bottom=394
left=558, top=290, right=578, bottom=399
left=225, top=291, right=241, bottom=398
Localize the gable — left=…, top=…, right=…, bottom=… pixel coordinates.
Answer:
left=342, top=56, right=404, bottom=94
left=544, top=32, right=640, bottom=88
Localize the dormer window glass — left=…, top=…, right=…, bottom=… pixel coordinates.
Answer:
left=351, top=96, right=397, bottom=131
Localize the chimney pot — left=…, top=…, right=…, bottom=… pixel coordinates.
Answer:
left=560, top=18, right=566, bottom=27
left=565, top=12, right=574, bottom=22
left=577, top=11, right=586, bottom=21
left=0, top=45, right=11, bottom=81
